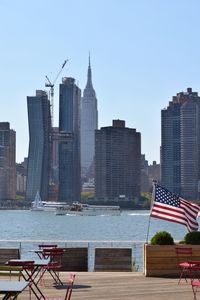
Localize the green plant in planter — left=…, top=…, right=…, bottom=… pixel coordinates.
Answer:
left=184, top=231, right=200, bottom=244
left=150, top=231, right=174, bottom=245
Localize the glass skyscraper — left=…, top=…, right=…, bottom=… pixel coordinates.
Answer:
left=161, top=87, right=200, bottom=200
left=26, top=90, right=51, bottom=202
left=59, top=77, right=81, bottom=203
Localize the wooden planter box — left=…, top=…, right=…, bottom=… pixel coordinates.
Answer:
left=144, top=244, right=200, bottom=277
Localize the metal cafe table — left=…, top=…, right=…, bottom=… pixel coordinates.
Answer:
left=7, top=259, right=49, bottom=300
left=0, top=280, right=29, bottom=300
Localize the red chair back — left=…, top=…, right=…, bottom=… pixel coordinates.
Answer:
left=175, top=247, right=193, bottom=284
left=175, top=247, right=192, bottom=261
left=43, top=247, right=64, bottom=264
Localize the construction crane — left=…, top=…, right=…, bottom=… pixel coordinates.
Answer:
left=45, top=59, right=68, bottom=126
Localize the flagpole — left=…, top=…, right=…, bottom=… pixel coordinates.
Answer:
left=146, top=180, right=157, bottom=243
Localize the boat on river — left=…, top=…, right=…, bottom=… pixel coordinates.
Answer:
left=31, top=192, right=68, bottom=212
left=55, top=202, right=121, bottom=216
left=30, top=192, right=44, bottom=211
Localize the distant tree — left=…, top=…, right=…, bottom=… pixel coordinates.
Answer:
left=81, top=191, right=95, bottom=200
left=141, top=192, right=152, bottom=201
left=16, top=195, right=25, bottom=201
left=139, top=192, right=151, bottom=209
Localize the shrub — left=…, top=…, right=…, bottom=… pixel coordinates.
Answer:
left=150, top=231, right=174, bottom=245
left=184, top=231, right=200, bottom=245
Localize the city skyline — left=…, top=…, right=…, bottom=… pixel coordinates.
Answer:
left=1, top=0, right=200, bottom=164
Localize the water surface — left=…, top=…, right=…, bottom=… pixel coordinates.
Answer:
left=0, top=209, right=190, bottom=242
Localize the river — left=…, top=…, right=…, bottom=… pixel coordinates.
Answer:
left=0, top=209, right=194, bottom=271
left=0, top=209, right=190, bottom=241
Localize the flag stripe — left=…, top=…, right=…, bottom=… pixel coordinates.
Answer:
left=151, top=214, right=195, bottom=230
left=151, top=206, right=190, bottom=225
left=150, top=184, right=200, bottom=232
left=151, top=207, right=197, bottom=231
left=151, top=209, right=197, bottom=231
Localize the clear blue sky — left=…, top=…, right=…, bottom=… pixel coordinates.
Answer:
left=1, top=0, right=200, bottom=163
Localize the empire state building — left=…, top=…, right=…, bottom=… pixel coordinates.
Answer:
left=81, top=56, right=98, bottom=180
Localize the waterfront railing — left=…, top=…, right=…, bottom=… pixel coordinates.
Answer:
left=0, top=240, right=144, bottom=272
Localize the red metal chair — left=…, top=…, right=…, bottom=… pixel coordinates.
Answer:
left=191, top=280, right=200, bottom=300
left=175, top=247, right=194, bottom=284
left=36, top=245, right=58, bottom=259
left=64, top=273, right=76, bottom=300
left=42, top=273, right=76, bottom=300
left=40, top=247, right=64, bottom=285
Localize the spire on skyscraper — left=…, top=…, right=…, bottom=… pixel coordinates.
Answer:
left=89, top=51, right=91, bottom=67
left=86, top=52, right=93, bottom=90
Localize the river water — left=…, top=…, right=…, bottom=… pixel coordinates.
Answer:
left=0, top=209, right=194, bottom=271
left=0, top=209, right=190, bottom=240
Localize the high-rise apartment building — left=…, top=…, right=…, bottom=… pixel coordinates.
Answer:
left=148, top=161, right=160, bottom=188
left=26, top=90, right=51, bottom=202
left=51, top=127, right=59, bottom=185
left=140, top=156, right=161, bottom=193
left=81, top=56, right=98, bottom=180
left=161, top=87, right=200, bottom=200
left=95, top=120, right=141, bottom=201
left=59, top=77, right=81, bottom=203
left=16, top=162, right=27, bottom=195
left=0, top=122, right=16, bottom=200
left=140, top=154, right=149, bottom=193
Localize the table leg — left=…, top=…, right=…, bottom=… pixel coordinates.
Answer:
left=22, top=268, right=46, bottom=300
left=2, top=292, right=19, bottom=300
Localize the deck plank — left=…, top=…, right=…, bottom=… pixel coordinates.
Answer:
left=5, top=272, right=193, bottom=300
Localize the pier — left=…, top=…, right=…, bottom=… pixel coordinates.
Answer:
left=0, top=240, right=195, bottom=299
left=7, top=272, right=193, bottom=300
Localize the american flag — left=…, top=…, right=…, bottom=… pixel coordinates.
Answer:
left=150, top=184, right=200, bottom=232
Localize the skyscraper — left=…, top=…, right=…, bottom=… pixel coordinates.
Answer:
left=81, top=55, right=98, bottom=180
left=95, top=120, right=141, bottom=201
left=161, top=87, right=200, bottom=200
left=59, top=77, right=81, bottom=203
left=0, top=122, right=16, bottom=200
left=26, top=90, right=51, bottom=202
left=51, top=127, right=59, bottom=185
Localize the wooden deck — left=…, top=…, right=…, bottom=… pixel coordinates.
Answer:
left=12, top=272, right=195, bottom=300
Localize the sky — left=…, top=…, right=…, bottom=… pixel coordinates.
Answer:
left=1, top=0, right=200, bottom=163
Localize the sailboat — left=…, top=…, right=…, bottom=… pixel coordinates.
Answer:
left=30, top=191, right=44, bottom=211
left=30, top=191, right=68, bottom=212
